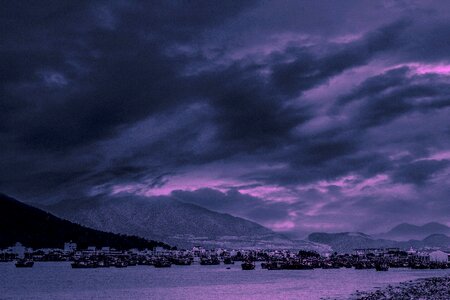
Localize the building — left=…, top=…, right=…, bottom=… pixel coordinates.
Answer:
left=10, top=242, right=26, bottom=258
left=64, top=241, right=77, bottom=252
left=429, top=250, right=450, bottom=263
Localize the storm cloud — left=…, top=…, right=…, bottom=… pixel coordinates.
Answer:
left=1, top=0, right=450, bottom=236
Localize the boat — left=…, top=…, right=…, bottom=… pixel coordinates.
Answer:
left=127, top=260, right=137, bottom=267
left=71, top=260, right=98, bottom=268
left=321, top=262, right=339, bottom=269
left=283, top=261, right=314, bottom=270
left=200, top=257, right=220, bottom=265
left=97, top=260, right=110, bottom=268
left=223, top=257, right=234, bottom=265
left=138, top=258, right=153, bottom=266
left=153, top=259, right=172, bottom=268
left=113, top=260, right=128, bottom=268
left=409, top=262, right=429, bottom=269
left=241, top=261, right=255, bottom=270
left=15, top=259, right=34, bottom=268
left=266, top=261, right=283, bottom=270
left=172, top=257, right=192, bottom=266
left=354, top=262, right=373, bottom=269
left=375, top=263, right=389, bottom=271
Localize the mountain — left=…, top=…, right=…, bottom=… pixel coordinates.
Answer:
left=0, top=193, right=169, bottom=250
left=42, top=194, right=314, bottom=250
left=420, top=234, right=450, bottom=248
left=308, top=232, right=396, bottom=253
left=379, top=222, right=450, bottom=241
left=308, top=231, right=450, bottom=253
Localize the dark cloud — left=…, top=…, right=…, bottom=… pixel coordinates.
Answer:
left=172, top=188, right=291, bottom=225
left=2, top=1, right=450, bottom=234
left=391, top=159, right=450, bottom=185
left=0, top=0, right=258, bottom=151
left=334, top=67, right=450, bottom=129
left=270, top=20, right=409, bottom=96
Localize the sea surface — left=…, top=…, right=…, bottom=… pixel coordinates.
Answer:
left=0, top=262, right=449, bottom=299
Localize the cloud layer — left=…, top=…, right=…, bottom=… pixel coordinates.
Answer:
left=2, top=0, right=450, bottom=236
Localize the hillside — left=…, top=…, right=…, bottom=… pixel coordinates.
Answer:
left=43, top=194, right=310, bottom=249
left=308, top=231, right=450, bottom=253
left=308, top=232, right=396, bottom=253
left=379, top=222, right=450, bottom=241
left=0, top=193, right=169, bottom=250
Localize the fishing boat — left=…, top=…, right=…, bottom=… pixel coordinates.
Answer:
left=223, top=257, right=234, bottom=265
left=172, top=257, right=192, bottom=265
left=15, top=259, right=34, bottom=268
left=153, top=259, right=172, bottom=268
left=113, top=260, right=128, bottom=268
left=283, top=261, right=314, bottom=270
left=241, top=261, right=255, bottom=270
left=200, top=257, right=220, bottom=265
left=266, top=261, right=283, bottom=270
left=71, top=260, right=98, bottom=268
left=375, top=263, right=389, bottom=271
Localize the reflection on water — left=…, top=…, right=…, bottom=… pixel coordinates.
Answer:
left=0, top=262, right=449, bottom=299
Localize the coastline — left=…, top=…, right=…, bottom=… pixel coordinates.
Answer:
left=350, top=275, right=450, bottom=299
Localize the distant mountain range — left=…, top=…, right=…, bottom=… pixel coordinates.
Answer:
left=42, top=194, right=326, bottom=250
left=377, top=222, right=450, bottom=241
left=0, top=193, right=169, bottom=250
left=308, top=231, right=450, bottom=253
left=11, top=190, right=446, bottom=253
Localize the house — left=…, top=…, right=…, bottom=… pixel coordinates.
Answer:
left=64, top=241, right=77, bottom=253
left=429, top=250, right=449, bottom=263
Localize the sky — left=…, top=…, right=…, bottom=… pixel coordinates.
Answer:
left=1, top=0, right=450, bottom=237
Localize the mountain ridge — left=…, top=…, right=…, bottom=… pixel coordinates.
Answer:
left=308, top=231, right=450, bottom=253
left=378, top=222, right=450, bottom=241
left=0, top=193, right=169, bottom=250
left=41, top=194, right=323, bottom=250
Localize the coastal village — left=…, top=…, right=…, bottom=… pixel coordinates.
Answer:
left=2, top=242, right=449, bottom=271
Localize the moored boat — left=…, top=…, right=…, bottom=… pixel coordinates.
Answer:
left=375, top=263, right=389, bottom=271
left=154, top=259, right=172, bottom=268
left=223, top=257, right=234, bottom=265
left=172, top=257, right=192, bottom=265
left=200, top=257, right=220, bottom=265
left=15, top=259, right=34, bottom=268
left=113, top=260, right=128, bottom=268
left=71, top=260, right=98, bottom=268
left=266, top=261, right=283, bottom=270
left=241, top=261, right=255, bottom=270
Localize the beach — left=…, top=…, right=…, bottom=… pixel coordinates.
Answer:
left=352, top=276, right=450, bottom=299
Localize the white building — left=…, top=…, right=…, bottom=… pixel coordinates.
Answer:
left=429, top=250, right=449, bottom=263
left=10, top=242, right=26, bottom=258
left=64, top=241, right=77, bottom=252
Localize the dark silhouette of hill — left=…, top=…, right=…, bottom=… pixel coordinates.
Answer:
left=380, top=222, right=450, bottom=240
left=379, top=222, right=450, bottom=241
left=42, top=194, right=302, bottom=249
left=0, top=193, right=169, bottom=250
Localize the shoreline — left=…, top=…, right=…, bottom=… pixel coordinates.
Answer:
left=350, top=275, right=450, bottom=299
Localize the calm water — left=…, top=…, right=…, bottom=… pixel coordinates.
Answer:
left=1, top=262, right=449, bottom=299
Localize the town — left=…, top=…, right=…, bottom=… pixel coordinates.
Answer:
left=1, top=242, right=449, bottom=271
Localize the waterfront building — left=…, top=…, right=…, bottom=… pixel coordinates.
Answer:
left=429, top=250, right=450, bottom=263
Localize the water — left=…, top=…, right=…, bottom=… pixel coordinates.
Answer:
left=1, top=262, right=449, bottom=299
